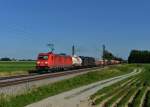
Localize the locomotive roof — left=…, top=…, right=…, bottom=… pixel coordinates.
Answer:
left=38, top=52, right=53, bottom=55
left=38, top=52, right=71, bottom=57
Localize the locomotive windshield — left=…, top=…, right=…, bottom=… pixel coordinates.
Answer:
left=38, top=55, right=48, bottom=60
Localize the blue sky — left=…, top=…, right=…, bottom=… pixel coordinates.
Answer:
left=0, top=0, right=149, bottom=59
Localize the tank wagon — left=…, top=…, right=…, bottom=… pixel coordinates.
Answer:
left=72, top=56, right=82, bottom=67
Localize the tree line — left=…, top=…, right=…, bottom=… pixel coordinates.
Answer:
left=0, top=57, right=34, bottom=61
left=103, top=50, right=124, bottom=61
left=128, top=50, right=150, bottom=63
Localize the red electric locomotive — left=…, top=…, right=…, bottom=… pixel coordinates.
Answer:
left=36, top=52, right=72, bottom=73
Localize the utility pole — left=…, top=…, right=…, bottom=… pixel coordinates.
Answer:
left=102, top=44, right=106, bottom=66
left=47, top=43, right=55, bottom=52
left=72, top=45, right=75, bottom=56
left=102, top=44, right=106, bottom=59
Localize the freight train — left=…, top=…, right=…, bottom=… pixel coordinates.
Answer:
left=36, top=52, right=121, bottom=73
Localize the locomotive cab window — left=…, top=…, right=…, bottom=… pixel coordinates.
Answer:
left=38, top=55, right=48, bottom=60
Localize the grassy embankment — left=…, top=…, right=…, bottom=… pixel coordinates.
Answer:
left=0, top=64, right=135, bottom=107
left=91, top=64, right=150, bottom=107
left=0, top=61, right=35, bottom=77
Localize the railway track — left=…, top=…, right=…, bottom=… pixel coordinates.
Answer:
left=0, top=66, right=104, bottom=88
left=0, top=73, right=37, bottom=80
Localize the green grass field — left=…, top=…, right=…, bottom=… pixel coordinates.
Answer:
left=0, top=61, right=35, bottom=76
left=91, top=64, right=150, bottom=107
left=0, top=64, right=135, bottom=107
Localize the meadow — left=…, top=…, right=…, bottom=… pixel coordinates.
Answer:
left=0, top=61, right=35, bottom=76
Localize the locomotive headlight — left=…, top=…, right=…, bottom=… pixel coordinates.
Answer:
left=37, top=61, right=40, bottom=64
left=45, top=62, right=48, bottom=64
